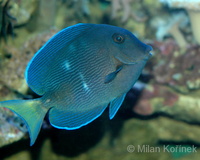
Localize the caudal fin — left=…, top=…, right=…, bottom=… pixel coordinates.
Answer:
left=0, top=99, right=47, bottom=146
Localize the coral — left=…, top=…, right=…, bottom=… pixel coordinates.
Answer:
left=155, top=13, right=188, bottom=48
left=187, top=10, right=200, bottom=44
left=0, top=0, right=16, bottom=42
left=57, top=0, right=102, bottom=27
left=133, top=84, right=179, bottom=115
left=65, top=0, right=91, bottom=18
left=35, top=0, right=57, bottom=31
left=9, top=0, right=37, bottom=25
left=152, top=40, right=200, bottom=93
left=0, top=0, right=37, bottom=42
left=160, top=0, right=200, bottom=45
left=132, top=40, right=200, bottom=124
left=74, top=0, right=90, bottom=16
left=160, top=0, right=200, bottom=12
left=111, top=0, right=147, bottom=23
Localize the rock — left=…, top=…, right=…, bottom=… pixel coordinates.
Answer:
left=0, top=107, right=27, bottom=148
left=3, top=116, right=200, bottom=160
left=0, top=28, right=57, bottom=95
left=9, top=0, right=38, bottom=25
left=133, top=84, right=200, bottom=123
left=0, top=28, right=57, bottom=148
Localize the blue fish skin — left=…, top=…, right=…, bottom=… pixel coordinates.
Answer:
left=0, top=23, right=152, bottom=145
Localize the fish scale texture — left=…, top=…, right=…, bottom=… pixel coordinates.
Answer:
left=26, top=23, right=92, bottom=95
left=45, top=45, right=111, bottom=128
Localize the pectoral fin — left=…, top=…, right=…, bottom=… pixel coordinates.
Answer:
left=104, top=65, right=123, bottom=84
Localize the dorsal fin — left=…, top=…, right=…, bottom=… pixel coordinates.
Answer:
left=25, top=23, right=93, bottom=95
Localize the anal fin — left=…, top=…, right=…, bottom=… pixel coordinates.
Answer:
left=49, top=104, right=108, bottom=130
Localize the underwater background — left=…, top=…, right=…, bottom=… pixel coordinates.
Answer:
left=0, top=0, right=200, bottom=159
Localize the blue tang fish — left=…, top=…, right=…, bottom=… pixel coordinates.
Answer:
left=0, top=23, right=152, bottom=145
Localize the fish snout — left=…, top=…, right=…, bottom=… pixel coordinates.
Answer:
left=145, top=45, right=153, bottom=58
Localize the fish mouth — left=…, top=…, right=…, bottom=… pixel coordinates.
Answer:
left=136, top=50, right=152, bottom=62
left=142, top=45, right=153, bottom=61
left=143, top=52, right=152, bottom=61
left=115, top=52, right=152, bottom=65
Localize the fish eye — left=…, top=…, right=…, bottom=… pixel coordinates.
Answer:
left=112, top=33, right=125, bottom=44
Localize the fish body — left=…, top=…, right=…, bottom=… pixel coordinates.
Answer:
left=0, top=23, right=152, bottom=145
